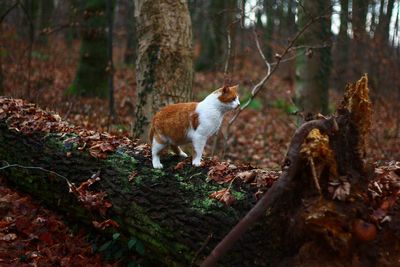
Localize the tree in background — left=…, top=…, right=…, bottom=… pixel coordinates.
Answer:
left=295, top=0, right=332, bottom=114
left=351, top=0, right=369, bottom=78
left=191, top=0, right=237, bottom=71
left=68, top=0, right=109, bottom=98
left=35, top=0, right=54, bottom=44
left=334, top=0, right=349, bottom=90
left=264, top=0, right=275, bottom=61
left=133, top=0, right=193, bottom=139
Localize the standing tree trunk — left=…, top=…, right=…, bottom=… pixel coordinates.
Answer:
left=295, top=0, right=332, bottom=114
left=374, top=0, right=395, bottom=44
left=133, top=0, right=193, bottom=139
left=334, top=0, right=349, bottom=91
left=264, top=0, right=275, bottom=61
left=35, top=0, right=54, bottom=44
left=68, top=0, right=108, bottom=98
left=194, top=1, right=225, bottom=71
left=351, top=0, right=369, bottom=79
left=106, top=0, right=115, bottom=119
left=0, top=16, right=3, bottom=96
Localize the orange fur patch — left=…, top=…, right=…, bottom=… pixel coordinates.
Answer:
left=191, top=113, right=199, bottom=130
left=218, top=85, right=238, bottom=103
left=151, top=102, right=198, bottom=145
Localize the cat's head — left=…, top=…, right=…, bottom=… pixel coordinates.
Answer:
left=213, top=85, right=240, bottom=111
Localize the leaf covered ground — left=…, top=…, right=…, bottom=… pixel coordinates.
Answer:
left=0, top=176, right=116, bottom=267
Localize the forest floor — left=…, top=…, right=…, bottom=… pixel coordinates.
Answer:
left=1, top=34, right=400, bottom=265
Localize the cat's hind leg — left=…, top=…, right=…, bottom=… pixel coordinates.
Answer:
left=171, top=145, right=188, bottom=158
left=152, top=138, right=166, bottom=169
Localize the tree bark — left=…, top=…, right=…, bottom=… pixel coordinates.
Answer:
left=68, top=0, right=109, bottom=98
left=133, top=0, right=193, bottom=139
left=295, top=0, right=331, bottom=114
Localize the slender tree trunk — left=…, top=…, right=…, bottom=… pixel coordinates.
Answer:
left=0, top=19, right=3, bottom=96
left=133, top=0, right=193, bottom=139
left=295, top=0, right=332, bottom=114
left=124, top=0, right=136, bottom=64
left=374, top=0, right=395, bottom=43
left=35, top=0, right=54, bottom=44
left=68, top=0, right=108, bottom=98
left=107, top=0, right=115, bottom=119
left=286, top=0, right=297, bottom=36
left=264, top=0, right=275, bottom=61
left=351, top=0, right=369, bottom=78
left=195, top=1, right=224, bottom=70
left=335, top=0, right=349, bottom=91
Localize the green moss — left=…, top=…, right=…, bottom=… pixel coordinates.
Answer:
left=191, top=198, right=222, bottom=213
left=122, top=202, right=193, bottom=266
left=231, top=189, right=245, bottom=201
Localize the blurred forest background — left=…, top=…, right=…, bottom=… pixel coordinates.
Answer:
left=0, top=0, right=399, bottom=169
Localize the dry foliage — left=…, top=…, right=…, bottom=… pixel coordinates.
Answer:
left=0, top=177, right=115, bottom=266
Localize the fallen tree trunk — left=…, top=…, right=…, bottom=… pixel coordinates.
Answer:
left=1, top=76, right=400, bottom=267
left=0, top=99, right=284, bottom=266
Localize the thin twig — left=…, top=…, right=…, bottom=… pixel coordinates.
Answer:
left=309, top=157, right=321, bottom=194
left=253, top=27, right=271, bottom=72
left=0, top=161, right=73, bottom=188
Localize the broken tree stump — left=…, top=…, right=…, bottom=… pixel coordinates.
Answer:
left=201, top=75, right=400, bottom=266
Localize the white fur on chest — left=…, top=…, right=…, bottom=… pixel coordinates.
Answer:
left=187, top=93, right=228, bottom=140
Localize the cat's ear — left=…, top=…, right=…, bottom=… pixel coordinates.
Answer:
left=222, top=85, right=229, bottom=94
left=229, top=85, right=239, bottom=92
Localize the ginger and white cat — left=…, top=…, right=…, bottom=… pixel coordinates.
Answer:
left=149, top=85, right=240, bottom=169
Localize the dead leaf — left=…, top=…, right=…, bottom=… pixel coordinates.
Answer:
left=128, top=171, right=137, bottom=182
left=174, top=161, right=186, bottom=170
left=92, top=219, right=120, bottom=230
left=332, top=181, right=351, bottom=201
left=209, top=188, right=236, bottom=205
left=0, top=233, right=17, bottom=241
left=236, top=170, right=256, bottom=183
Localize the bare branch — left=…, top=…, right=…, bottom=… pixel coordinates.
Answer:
left=235, top=14, right=326, bottom=123
left=0, top=1, right=19, bottom=24
left=253, top=27, right=271, bottom=72
left=223, top=29, right=232, bottom=77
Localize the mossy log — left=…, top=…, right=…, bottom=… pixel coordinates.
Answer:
left=0, top=100, right=286, bottom=266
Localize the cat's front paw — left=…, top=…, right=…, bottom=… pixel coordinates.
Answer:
left=179, top=151, right=189, bottom=158
left=152, top=160, right=163, bottom=169
left=192, top=159, right=202, bottom=167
